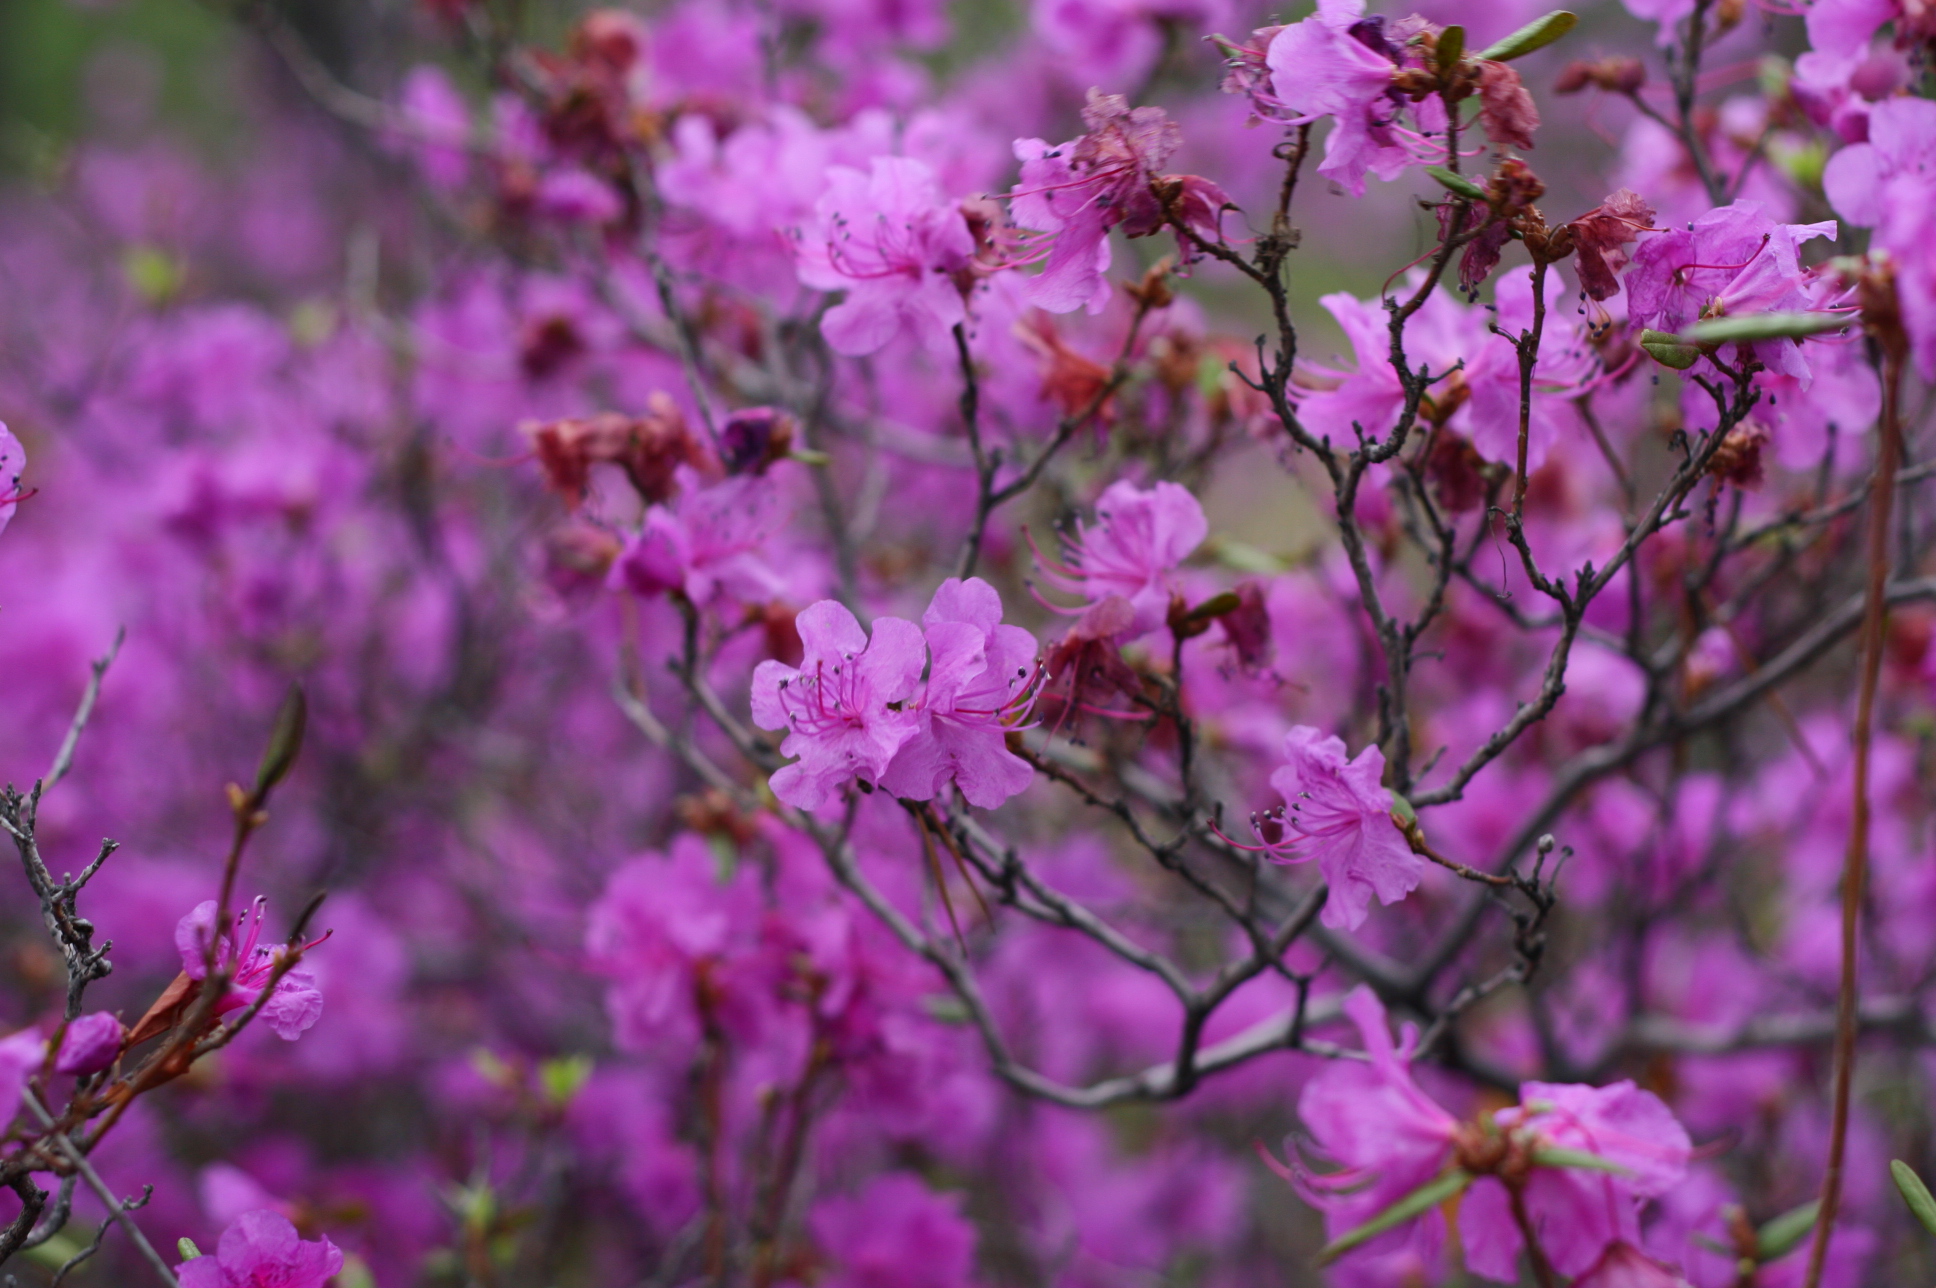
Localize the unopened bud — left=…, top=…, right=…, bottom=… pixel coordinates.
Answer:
left=252, top=682, right=308, bottom=798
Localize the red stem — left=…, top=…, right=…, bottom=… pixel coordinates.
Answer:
left=1801, top=313, right=1905, bottom=1288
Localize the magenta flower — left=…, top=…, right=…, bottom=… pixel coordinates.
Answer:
left=610, top=469, right=789, bottom=606
left=1626, top=201, right=1846, bottom=383
left=1823, top=97, right=1936, bottom=377
left=1009, top=90, right=1185, bottom=314
left=54, top=1012, right=124, bottom=1076
left=795, top=156, right=976, bottom=356
left=175, top=899, right=326, bottom=1041
left=1290, top=989, right=1693, bottom=1278
left=880, top=577, right=1040, bottom=809
left=1033, top=479, right=1207, bottom=639
left=1571, top=1240, right=1695, bottom=1287
left=1462, top=1081, right=1692, bottom=1279
left=177, top=1210, right=343, bottom=1288
left=0, top=1028, right=45, bottom=1132
left=393, top=64, right=471, bottom=191
left=809, top=1173, right=980, bottom=1288
left=1297, top=270, right=1605, bottom=473
left=587, top=834, right=764, bottom=1050
left=0, top=421, right=23, bottom=538
left=1263, top=0, right=1438, bottom=195
left=1262, top=726, right=1422, bottom=931
left=1822, top=96, right=1936, bottom=228
left=1805, top=0, right=1926, bottom=62
left=751, top=601, right=927, bottom=809
left=1289, top=986, right=1460, bottom=1242
left=532, top=167, right=625, bottom=225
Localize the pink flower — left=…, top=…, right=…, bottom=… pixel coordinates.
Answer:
left=177, top=1210, right=343, bottom=1288
left=533, top=167, right=625, bottom=224
left=1462, top=1081, right=1692, bottom=1279
left=0, top=421, right=23, bottom=538
left=54, top=1012, right=123, bottom=1076
left=751, top=601, right=927, bottom=809
left=393, top=65, right=471, bottom=191
left=610, top=468, right=790, bottom=605
left=1292, top=989, right=1694, bottom=1278
left=809, top=1173, right=980, bottom=1288
left=1823, top=97, right=1936, bottom=377
left=880, top=577, right=1040, bottom=808
left=1805, top=0, right=1917, bottom=62
left=0, top=1028, right=45, bottom=1132
left=1626, top=202, right=1846, bottom=384
left=1290, top=986, right=1460, bottom=1243
left=1571, top=1242, right=1694, bottom=1288
left=175, top=899, right=326, bottom=1042
left=1033, top=479, right=1207, bottom=639
left=795, top=156, right=976, bottom=356
left=1265, top=727, right=1422, bottom=930
left=1263, top=0, right=1438, bottom=195
left=587, top=834, right=765, bottom=1050
left=1009, top=90, right=1186, bottom=314
left=1299, top=269, right=1606, bottom=473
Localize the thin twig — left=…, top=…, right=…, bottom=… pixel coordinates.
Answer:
left=21, top=1091, right=178, bottom=1288
left=1802, top=307, right=1905, bottom=1288
left=44, top=628, right=124, bottom=794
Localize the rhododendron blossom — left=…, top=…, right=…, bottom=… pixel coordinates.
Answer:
left=795, top=156, right=978, bottom=355
left=0, top=0, right=1930, bottom=1280
left=1009, top=91, right=1225, bottom=312
left=880, top=577, right=1041, bottom=808
left=177, top=1210, right=343, bottom=1288
left=0, top=1030, right=43, bottom=1131
left=0, top=422, right=22, bottom=538
left=1263, top=728, right=1423, bottom=930
left=752, top=601, right=927, bottom=809
left=1293, top=988, right=1691, bottom=1277
left=610, top=468, right=793, bottom=605
left=1260, top=0, right=1443, bottom=194
left=54, top=1011, right=123, bottom=1076
left=176, top=900, right=326, bottom=1041
left=1033, top=478, right=1207, bottom=638
left=1626, top=202, right=1848, bottom=380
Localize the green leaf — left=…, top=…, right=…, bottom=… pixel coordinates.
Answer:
left=1639, top=329, right=1701, bottom=371
left=334, top=1257, right=378, bottom=1288
left=1755, top=1200, right=1819, bottom=1261
left=1315, top=1170, right=1471, bottom=1265
left=1178, top=591, right=1243, bottom=625
left=1202, top=536, right=1286, bottom=575
left=1531, top=1146, right=1631, bottom=1175
left=1769, top=137, right=1827, bottom=192
left=123, top=246, right=185, bottom=307
left=1389, top=793, right=1419, bottom=829
left=1436, top=25, right=1465, bottom=71
left=1425, top=165, right=1488, bottom=204
left=1196, top=352, right=1228, bottom=401
left=252, top=682, right=308, bottom=797
left=177, top=1238, right=203, bottom=1262
left=1892, top=1159, right=1936, bottom=1236
left=1676, top=312, right=1854, bottom=344
left=540, top=1054, right=595, bottom=1107
left=23, top=1234, right=82, bottom=1270
left=1476, top=10, right=1578, bottom=61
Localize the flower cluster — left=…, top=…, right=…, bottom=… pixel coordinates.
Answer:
left=1, top=0, right=1934, bottom=1281
left=752, top=580, right=1040, bottom=810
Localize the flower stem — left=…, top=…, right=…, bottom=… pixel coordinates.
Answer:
left=1507, top=1182, right=1559, bottom=1288
left=1801, top=289, right=1906, bottom=1288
